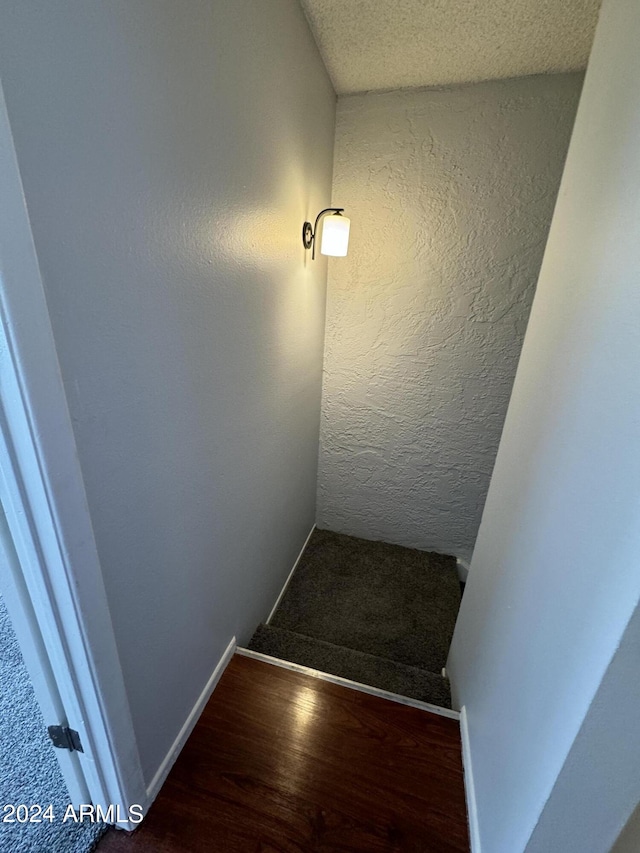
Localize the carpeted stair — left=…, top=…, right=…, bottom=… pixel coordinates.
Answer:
left=249, top=623, right=453, bottom=707
left=248, top=528, right=462, bottom=710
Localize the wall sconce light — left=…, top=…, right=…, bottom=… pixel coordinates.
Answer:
left=302, top=208, right=350, bottom=260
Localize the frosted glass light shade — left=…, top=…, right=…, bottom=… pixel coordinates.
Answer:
left=320, top=214, right=350, bottom=257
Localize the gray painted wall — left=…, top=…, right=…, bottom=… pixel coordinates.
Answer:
left=317, top=75, right=582, bottom=561
left=0, top=0, right=335, bottom=784
left=526, top=603, right=640, bottom=853
left=612, top=802, right=640, bottom=853
left=447, top=0, right=640, bottom=849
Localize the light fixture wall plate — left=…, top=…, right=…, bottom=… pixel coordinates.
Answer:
left=302, top=207, right=350, bottom=259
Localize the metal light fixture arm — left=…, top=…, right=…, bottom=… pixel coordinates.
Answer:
left=302, top=207, right=345, bottom=259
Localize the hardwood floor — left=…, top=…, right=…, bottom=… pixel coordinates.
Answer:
left=98, top=654, right=469, bottom=852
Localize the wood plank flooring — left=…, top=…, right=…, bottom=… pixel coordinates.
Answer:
left=98, top=654, right=469, bottom=852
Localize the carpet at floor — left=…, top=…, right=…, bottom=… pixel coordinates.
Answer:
left=270, top=528, right=462, bottom=675
left=0, top=595, right=106, bottom=853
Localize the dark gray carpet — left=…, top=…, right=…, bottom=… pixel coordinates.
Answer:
left=270, top=528, right=461, bottom=674
left=249, top=623, right=452, bottom=708
left=0, top=596, right=106, bottom=853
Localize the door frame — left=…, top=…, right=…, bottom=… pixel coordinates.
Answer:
left=0, top=79, right=146, bottom=825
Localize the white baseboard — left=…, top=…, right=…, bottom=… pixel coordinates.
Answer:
left=460, top=706, right=481, bottom=853
left=144, top=636, right=236, bottom=806
left=457, top=557, right=471, bottom=583
left=266, top=524, right=316, bottom=624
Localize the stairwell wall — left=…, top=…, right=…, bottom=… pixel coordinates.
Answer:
left=611, top=802, right=640, bottom=853
left=0, top=0, right=335, bottom=786
left=317, top=74, right=582, bottom=561
left=448, top=0, right=640, bottom=849
left=525, top=601, right=640, bottom=853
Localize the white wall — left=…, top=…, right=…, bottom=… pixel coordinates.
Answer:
left=447, top=0, right=640, bottom=850
left=0, top=0, right=335, bottom=785
left=612, top=802, right=640, bottom=853
left=317, top=75, right=581, bottom=561
left=525, top=603, right=640, bottom=853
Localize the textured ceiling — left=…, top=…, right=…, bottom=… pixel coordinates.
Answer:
left=300, top=0, right=602, bottom=94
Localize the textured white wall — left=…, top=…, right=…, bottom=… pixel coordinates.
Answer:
left=318, top=75, right=582, bottom=560
left=447, top=0, right=640, bottom=849
left=0, top=0, right=335, bottom=785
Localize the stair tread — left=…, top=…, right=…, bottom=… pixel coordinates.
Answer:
left=270, top=528, right=460, bottom=674
left=248, top=623, right=451, bottom=709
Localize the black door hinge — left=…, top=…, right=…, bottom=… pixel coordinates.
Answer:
left=47, top=725, right=83, bottom=753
